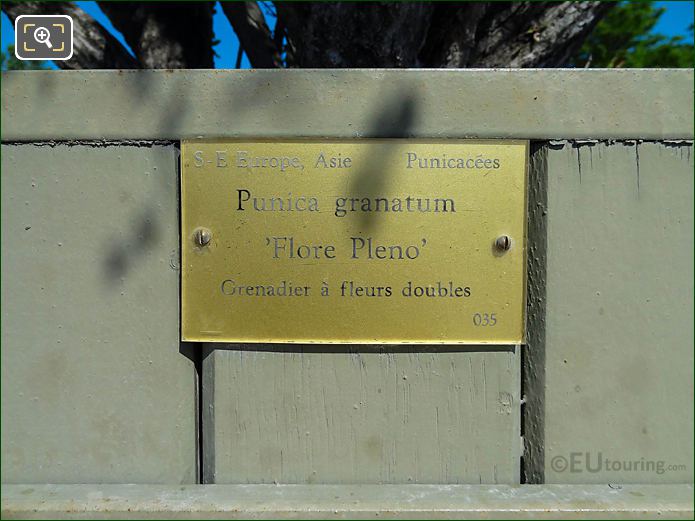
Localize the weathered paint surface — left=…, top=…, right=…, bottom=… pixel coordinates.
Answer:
left=1, top=70, right=692, bottom=141
left=542, top=141, right=694, bottom=483
left=203, top=347, right=520, bottom=484
left=1, top=71, right=693, bottom=514
left=0, top=144, right=196, bottom=483
left=2, top=483, right=693, bottom=520
left=522, top=144, right=548, bottom=484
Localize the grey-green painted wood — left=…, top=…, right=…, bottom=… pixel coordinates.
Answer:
left=1, top=70, right=692, bottom=141
left=0, top=144, right=197, bottom=484
left=541, top=141, right=693, bottom=483
left=523, top=144, right=548, bottom=484
left=203, top=347, right=520, bottom=484
left=2, top=483, right=693, bottom=519
left=1, top=70, right=692, bottom=512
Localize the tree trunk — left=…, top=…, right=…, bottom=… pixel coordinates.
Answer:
left=277, top=1, right=612, bottom=68
left=277, top=2, right=434, bottom=67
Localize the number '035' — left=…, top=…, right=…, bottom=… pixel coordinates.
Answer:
left=473, top=313, right=497, bottom=326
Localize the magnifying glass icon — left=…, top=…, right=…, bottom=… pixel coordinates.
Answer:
left=34, top=26, right=53, bottom=48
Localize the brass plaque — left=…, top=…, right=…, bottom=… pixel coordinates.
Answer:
left=181, top=140, right=527, bottom=344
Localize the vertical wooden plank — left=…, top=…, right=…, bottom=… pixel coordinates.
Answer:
left=542, top=141, right=693, bottom=483
left=523, top=144, right=549, bottom=483
left=0, top=144, right=197, bottom=484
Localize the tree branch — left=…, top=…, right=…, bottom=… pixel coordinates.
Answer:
left=97, top=2, right=214, bottom=68
left=2, top=1, right=138, bottom=69
left=220, top=2, right=282, bottom=68
left=469, top=1, right=613, bottom=68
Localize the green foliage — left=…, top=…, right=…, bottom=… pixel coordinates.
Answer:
left=1, top=44, right=48, bottom=70
left=572, top=1, right=694, bottom=67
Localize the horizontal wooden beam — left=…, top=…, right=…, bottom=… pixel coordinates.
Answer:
left=2, top=69, right=692, bottom=140
left=2, top=483, right=693, bottom=519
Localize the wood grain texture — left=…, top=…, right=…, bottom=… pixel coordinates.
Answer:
left=543, top=141, right=694, bottom=483
left=0, top=144, right=196, bottom=484
left=203, top=347, right=520, bottom=484
left=522, top=144, right=548, bottom=484
left=2, top=70, right=692, bottom=141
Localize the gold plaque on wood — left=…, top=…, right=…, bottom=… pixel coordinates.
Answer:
left=181, top=139, right=528, bottom=344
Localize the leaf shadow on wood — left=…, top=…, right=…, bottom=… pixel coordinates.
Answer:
left=349, top=91, right=417, bottom=232
left=103, top=206, right=162, bottom=284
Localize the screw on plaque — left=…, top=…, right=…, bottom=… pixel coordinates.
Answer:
left=193, top=228, right=212, bottom=247
left=495, top=235, right=512, bottom=252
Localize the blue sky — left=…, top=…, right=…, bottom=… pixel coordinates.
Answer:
left=2, top=1, right=693, bottom=69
